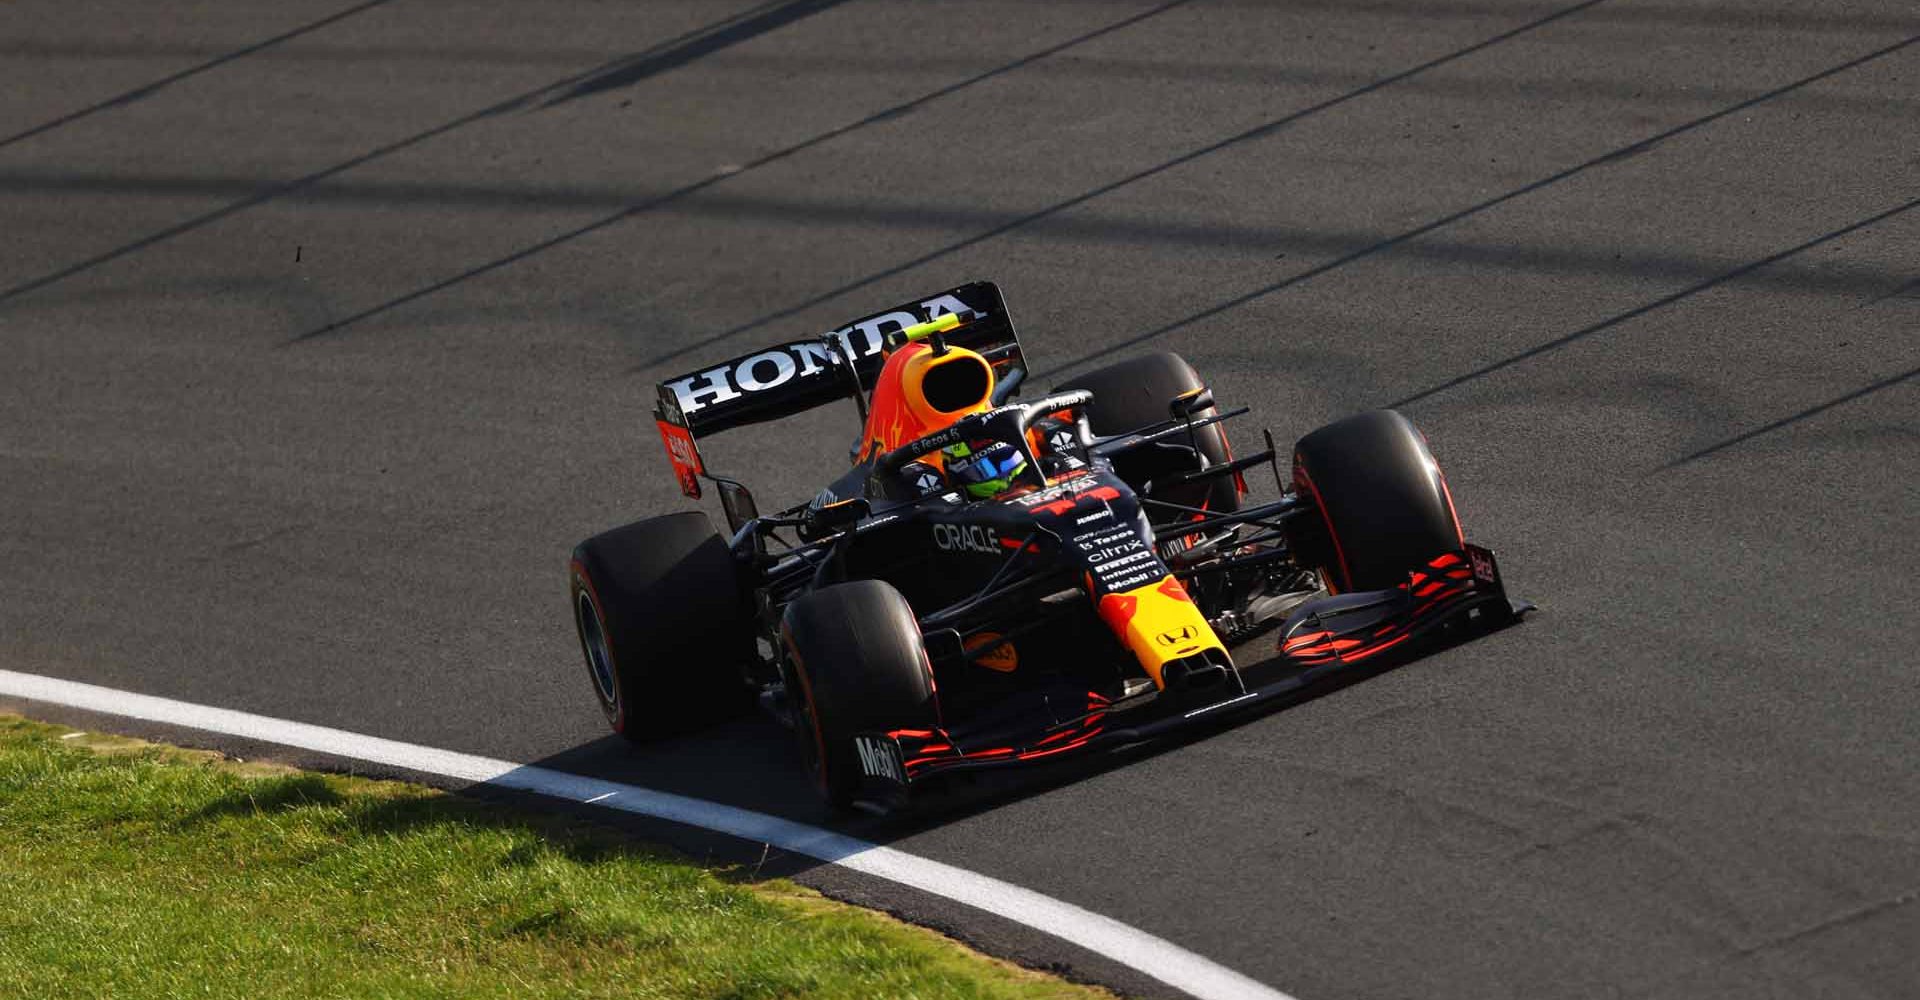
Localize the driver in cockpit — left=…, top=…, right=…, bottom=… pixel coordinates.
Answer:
left=859, top=325, right=1044, bottom=501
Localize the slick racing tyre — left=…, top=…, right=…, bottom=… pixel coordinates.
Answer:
left=782, top=581, right=939, bottom=809
left=1060, top=351, right=1241, bottom=515
left=1288, top=409, right=1464, bottom=593
left=569, top=511, right=754, bottom=741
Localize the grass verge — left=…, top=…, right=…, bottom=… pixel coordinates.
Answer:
left=0, top=714, right=1107, bottom=999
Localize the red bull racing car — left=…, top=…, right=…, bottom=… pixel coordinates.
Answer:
left=569, top=282, right=1531, bottom=809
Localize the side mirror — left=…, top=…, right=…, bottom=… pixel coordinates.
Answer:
left=800, top=497, right=871, bottom=539
left=1170, top=387, right=1215, bottom=420
left=716, top=479, right=760, bottom=534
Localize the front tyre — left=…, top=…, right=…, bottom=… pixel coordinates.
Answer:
left=569, top=511, right=754, bottom=741
left=1288, top=409, right=1464, bottom=593
left=781, top=581, right=939, bottom=809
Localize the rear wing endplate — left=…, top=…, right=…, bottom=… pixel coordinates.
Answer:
left=653, top=281, right=1023, bottom=498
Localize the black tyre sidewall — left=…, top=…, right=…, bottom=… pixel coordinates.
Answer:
left=1059, top=351, right=1242, bottom=514
left=1290, top=409, right=1463, bottom=592
left=569, top=511, right=754, bottom=740
left=781, top=580, right=938, bottom=808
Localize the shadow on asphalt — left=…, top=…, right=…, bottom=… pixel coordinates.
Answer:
left=504, top=617, right=1529, bottom=866
left=540, top=0, right=852, bottom=108
left=1034, top=34, right=1920, bottom=382
left=0, top=0, right=1198, bottom=321
left=642, top=0, right=1614, bottom=373
left=1660, top=362, right=1920, bottom=469
left=648, top=24, right=1920, bottom=382
left=1384, top=197, right=1920, bottom=411
left=0, top=0, right=398, bottom=152
left=0, top=0, right=863, bottom=308
left=282, top=0, right=1198, bottom=344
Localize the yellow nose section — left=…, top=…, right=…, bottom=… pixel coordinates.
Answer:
left=1094, top=575, right=1230, bottom=689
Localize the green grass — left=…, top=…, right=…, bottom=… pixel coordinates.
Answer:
left=0, top=715, right=1107, bottom=1000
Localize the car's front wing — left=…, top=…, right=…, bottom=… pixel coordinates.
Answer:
left=849, top=545, right=1532, bottom=805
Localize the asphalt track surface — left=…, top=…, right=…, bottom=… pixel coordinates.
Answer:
left=3, top=1, right=1916, bottom=997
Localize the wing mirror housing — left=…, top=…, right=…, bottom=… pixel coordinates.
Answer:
left=800, top=496, right=871, bottom=539
left=1170, top=387, right=1215, bottom=420
left=716, top=479, right=760, bottom=534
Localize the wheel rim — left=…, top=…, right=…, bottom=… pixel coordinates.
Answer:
left=575, top=589, right=619, bottom=712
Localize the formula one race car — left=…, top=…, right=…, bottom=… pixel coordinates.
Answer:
left=569, top=282, right=1530, bottom=809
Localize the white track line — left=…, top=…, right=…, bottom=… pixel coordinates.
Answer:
left=0, top=669, right=1290, bottom=1000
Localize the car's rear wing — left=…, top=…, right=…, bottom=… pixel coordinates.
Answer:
left=653, top=281, right=1025, bottom=498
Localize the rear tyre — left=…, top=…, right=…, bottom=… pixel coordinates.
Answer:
left=1288, top=409, right=1464, bottom=593
left=569, top=511, right=755, bottom=741
left=781, top=581, right=939, bottom=809
left=1059, top=351, right=1241, bottom=514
